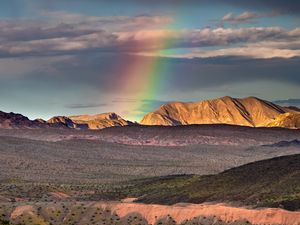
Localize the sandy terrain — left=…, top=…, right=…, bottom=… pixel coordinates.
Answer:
left=96, top=202, right=300, bottom=225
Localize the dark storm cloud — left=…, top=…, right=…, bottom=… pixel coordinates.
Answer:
left=39, top=53, right=300, bottom=94
left=227, top=0, right=300, bottom=15
left=122, top=0, right=300, bottom=15
left=162, top=56, right=300, bottom=91
left=4, top=53, right=299, bottom=95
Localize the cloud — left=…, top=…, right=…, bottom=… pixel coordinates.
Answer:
left=0, top=21, right=96, bottom=42
left=0, top=10, right=299, bottom=59
left=157, top=46, right=300, bottom=59
left=134, top=27, right=300, bottom=59
left=227, top=0, right=300, bottom=15
left=220, top=11, right=280, bottom=24
left=273, top=99, right=300, bottom=107
left=42, top=11, right=173, bottom=31
left=1, top=19, right=300, bottom=58
left=65, top=103, right=109, bottom=109
left=110, top=27, right=291, bottom=50
left=222, top=11, right=260, bottom=24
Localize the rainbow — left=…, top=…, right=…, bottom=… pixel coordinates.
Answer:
left=116, top=19, right=179, bottom=122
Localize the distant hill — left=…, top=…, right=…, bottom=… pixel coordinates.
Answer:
left=141, top=96, right=297, bottom=128
left=263, top=139, right=300, bottom=147
left=121, top=154, right=300, bottom=210
left=69, top=112, right=133, bottom=129
left=48, top=112, right=133, bottom=130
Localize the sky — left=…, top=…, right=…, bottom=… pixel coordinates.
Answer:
left=0, top=0, right=300, bottom=121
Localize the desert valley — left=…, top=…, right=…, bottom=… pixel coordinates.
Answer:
left=0, top=96, right=300, bottom=225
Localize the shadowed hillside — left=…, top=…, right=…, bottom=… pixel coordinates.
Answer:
left=119, top=154, right=300, bottom=211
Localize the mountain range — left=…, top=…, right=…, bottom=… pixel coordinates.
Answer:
left=1, top=96, right=300, bottom=130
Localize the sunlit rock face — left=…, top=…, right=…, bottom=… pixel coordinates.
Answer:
left=266, top=112, right=300, bottom=129
left=141, top=96, right=298, bottom=127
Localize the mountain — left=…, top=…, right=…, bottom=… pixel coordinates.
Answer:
left=266, top=112, right=300, bottom=129
left=0, top=111, right=47, bottom=129
left=48, top=112, right=133, bottom=130
left=141, top=96, right=297, bottom=127
left=121, top=154, right=300, bottom=210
